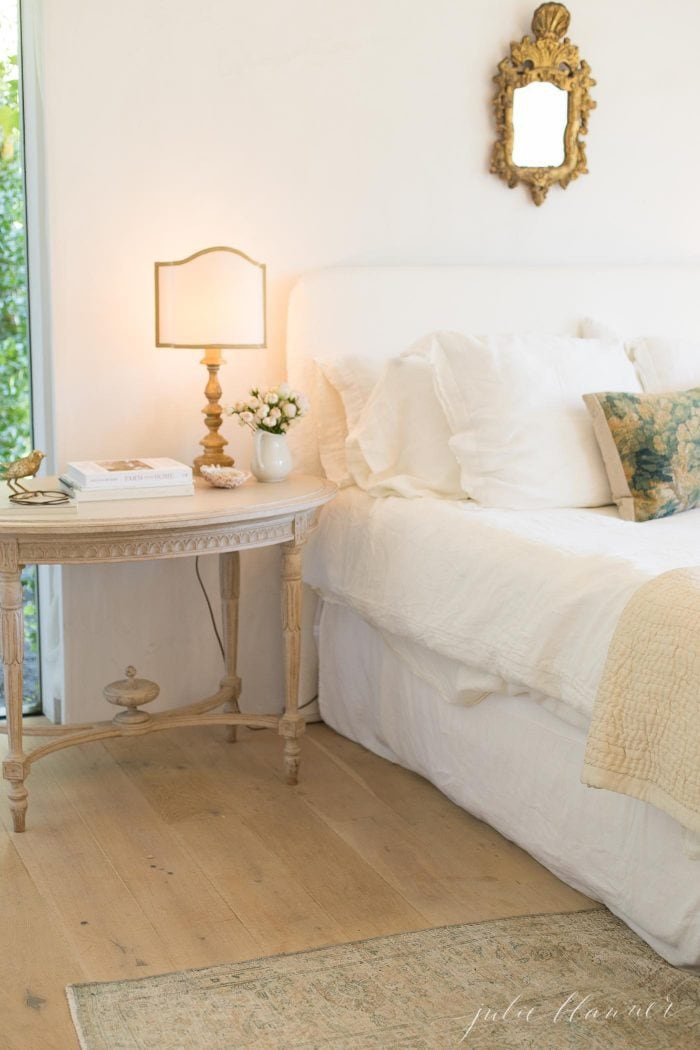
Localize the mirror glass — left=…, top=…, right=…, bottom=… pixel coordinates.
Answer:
left=511, top=82, right=568, bottom=168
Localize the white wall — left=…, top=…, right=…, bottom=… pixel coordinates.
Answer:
left=31, top=0, right=700, bottom=720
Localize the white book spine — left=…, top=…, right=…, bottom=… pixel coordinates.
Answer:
left=66, top=468, right=192, bottom=489
left=59, top=477, right=194, bottom=502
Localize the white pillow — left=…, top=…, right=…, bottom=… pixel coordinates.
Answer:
left=346, top=351, right=463, bottom=499
left=431, top=330, right=642, bottom=509
left=581, top=318, right=700, bottom=392
left=313, top=356, right=382, bottom=486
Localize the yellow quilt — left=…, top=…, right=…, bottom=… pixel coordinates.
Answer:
left=582, top=567, right=700, bottom=835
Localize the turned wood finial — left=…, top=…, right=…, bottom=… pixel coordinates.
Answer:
left=104, top=666, right=160, bottom=726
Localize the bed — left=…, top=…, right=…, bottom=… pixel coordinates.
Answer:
left=286, top=265, right=700, bottom=969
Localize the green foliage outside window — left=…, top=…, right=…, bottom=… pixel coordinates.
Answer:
left=0, top=13, right=40, bottom=712
left=0, top=48, right=30, bottom=461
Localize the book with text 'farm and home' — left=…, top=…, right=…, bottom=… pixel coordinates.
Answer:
left=64, top=458, right=192, bottom=490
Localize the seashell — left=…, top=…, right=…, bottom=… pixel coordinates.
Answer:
left=200, top=466, right=251, bottom=489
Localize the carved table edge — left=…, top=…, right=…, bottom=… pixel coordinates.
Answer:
left=7, top=516, right=306, bottom=565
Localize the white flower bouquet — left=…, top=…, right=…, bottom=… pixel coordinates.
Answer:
left=227, top=384, right=309, bottom=436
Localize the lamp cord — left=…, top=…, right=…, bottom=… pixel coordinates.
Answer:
left=194, top=555, right=318, bottom=715
left=195, top=556, right=225, bottom=661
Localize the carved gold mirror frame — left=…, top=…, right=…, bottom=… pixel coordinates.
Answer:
left=490, top=3, right=595, bottom=205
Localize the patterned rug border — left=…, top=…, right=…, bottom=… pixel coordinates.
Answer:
left=66, top=988, right=92, bottom=1050
left=65, top=905, right=603, bottom=997
left=66, top=907, right=700, bottom=1050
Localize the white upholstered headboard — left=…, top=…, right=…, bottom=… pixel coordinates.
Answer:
left=286, top=264, right=700, bottom=470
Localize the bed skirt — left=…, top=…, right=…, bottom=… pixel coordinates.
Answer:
left=316, top=599, right=700, bottom=970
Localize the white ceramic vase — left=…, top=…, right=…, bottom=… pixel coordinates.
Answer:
left=251, top=430, right=292, bottom=483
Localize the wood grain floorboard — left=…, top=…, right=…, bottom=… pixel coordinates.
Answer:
left=49, top=743, right=260, bottom=967
left=168, top=728, right=428, bottom=939
left=1, top=721, right=597, bottom=1049
left=0, top=826, right=84, bottom=1050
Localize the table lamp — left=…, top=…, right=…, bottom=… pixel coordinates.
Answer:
left=155, top=245, right=266, bottom=474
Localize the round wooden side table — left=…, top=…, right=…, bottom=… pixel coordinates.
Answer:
left=0, top=474, right=336, bottom=832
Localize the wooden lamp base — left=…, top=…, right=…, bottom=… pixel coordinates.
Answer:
left=194, top=347, right=234, bottom=476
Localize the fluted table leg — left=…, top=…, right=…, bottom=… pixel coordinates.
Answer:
left=220, top=551, right=242, bottom=742
left=279, top=538, right=304, bottom=785
left=1, top=566, right=28, bottom=832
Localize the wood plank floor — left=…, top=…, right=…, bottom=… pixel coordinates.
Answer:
left=0, top=722, right=596, bottom=1049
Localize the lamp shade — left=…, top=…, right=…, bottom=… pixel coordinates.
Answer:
left=155, top=246, right=266, bottom=349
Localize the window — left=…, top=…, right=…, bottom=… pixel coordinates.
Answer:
left=0, top=0, right=40, bottom=716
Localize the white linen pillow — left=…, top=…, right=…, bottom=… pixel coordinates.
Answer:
left=630, top=337, right=700, bottom=392
left=346, top=351, right=462, bottom=499
left=313, top=356, right=383, bottom=486
left=431, top=330, right=642, bottom=509
left=581, top=318, right=700, bottom=392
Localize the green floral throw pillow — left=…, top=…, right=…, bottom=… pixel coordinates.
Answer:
left=583, top=387, right=700, bottom=522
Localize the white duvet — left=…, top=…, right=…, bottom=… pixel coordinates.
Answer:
left=304, top=488, right=700, bottom=723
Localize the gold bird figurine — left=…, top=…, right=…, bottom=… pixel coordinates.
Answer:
left=0, top=450, right=45, bottom=494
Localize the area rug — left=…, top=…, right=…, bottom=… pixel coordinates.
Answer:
left=67, top=909, right=699, bottom=1049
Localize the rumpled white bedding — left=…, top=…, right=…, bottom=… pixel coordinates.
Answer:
left=304, top=487, right=700, bottom=723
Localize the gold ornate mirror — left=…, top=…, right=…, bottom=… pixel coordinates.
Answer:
left=490, top=3, right=595, bottom=205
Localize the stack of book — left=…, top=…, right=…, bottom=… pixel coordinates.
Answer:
left=59, top=458, right=194, bottom=503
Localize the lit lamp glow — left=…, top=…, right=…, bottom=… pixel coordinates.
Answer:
left=155, top=246, right=266, bottom=474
